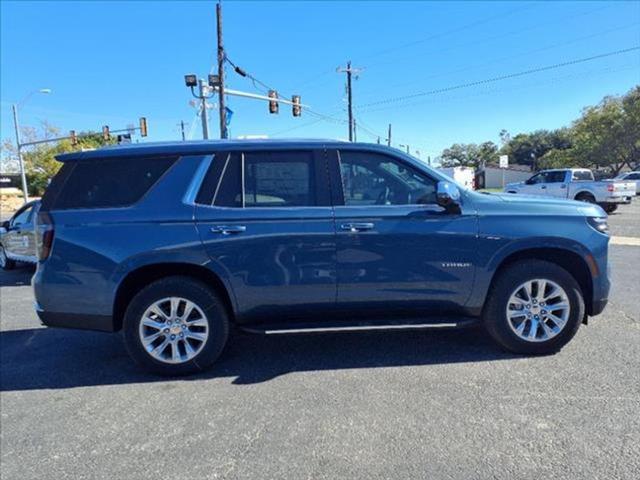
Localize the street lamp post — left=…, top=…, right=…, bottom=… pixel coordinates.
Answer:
left=184, top=75, right=217, bottom=140
left=12, top=88, right=52, bottom=203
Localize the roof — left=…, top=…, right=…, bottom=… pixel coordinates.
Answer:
left=56, top=138, right=351, bottom=162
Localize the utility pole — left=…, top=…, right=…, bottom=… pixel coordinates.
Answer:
left=216, top=1, right=228, bottom=139
left=337, top=61, right=362, bottom=142
left=180, top=120, right=186, bottom=141
left=199, top=79, right=210, bottom=140
left=353, top=118, right=357, bottom=142
left=387, top=124, right=392, bottom=147
left=11, top=104, right=28, bottom=202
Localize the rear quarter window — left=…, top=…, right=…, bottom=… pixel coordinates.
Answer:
left=49, top=156, right=176, bottom=210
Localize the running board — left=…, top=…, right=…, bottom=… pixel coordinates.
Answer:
left=240, top=317, right=479, bottom=335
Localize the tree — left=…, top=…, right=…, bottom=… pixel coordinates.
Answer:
left=500, top=129, right=572, bottom=168
left=439, top=141, right=498, bottom=169
left=2, top=122, right=115, bottom=196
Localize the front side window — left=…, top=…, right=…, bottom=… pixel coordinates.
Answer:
left=12, top=205, right=33, bottom=226
left=338, top=151, right=436, bottom=206
left=547, top=171, right=567, bottom=183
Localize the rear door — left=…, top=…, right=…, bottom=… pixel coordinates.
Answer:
left=194, top=149, right=337, bottom=323
left=328, top=148, right=478, bottom=316
left=542, top=171, right=569, bottom=198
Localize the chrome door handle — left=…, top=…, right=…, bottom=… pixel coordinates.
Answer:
left=211, top=225, right=246, bottom=235
left=340, top=222, right=374, bottom=232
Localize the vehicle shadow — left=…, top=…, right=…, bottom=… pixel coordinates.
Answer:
left=0, top=265, right=35, bottom=287
left=0, top=325, right=518, bottom=391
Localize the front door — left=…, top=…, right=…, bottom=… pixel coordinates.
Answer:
left=5, top=203, right=36, bottom=258
left=329, top=148, right=478, bottom=316
left=195, top=149, right=336, bottom=323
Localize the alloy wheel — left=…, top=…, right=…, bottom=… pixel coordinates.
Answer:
left=138, top=297, right=209, bottom=364
left=505, top=279, right=571, bottom=342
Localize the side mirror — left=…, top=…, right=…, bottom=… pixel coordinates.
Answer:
left=525, top=178, right=534, bottom=185
left=436, top=181, right=461, bottom=213
left=1, top=220, right=10, bottom=230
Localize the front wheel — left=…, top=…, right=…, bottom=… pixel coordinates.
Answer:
left=483, top=260, right=585, bottom=355
left=601, top=204, right=617, bottom=214
left=123, top=276, right=229, bottom=376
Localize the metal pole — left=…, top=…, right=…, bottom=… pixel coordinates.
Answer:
left=387, top=124, right=391, bottom=147
left=199, top=79, right=210, bottom=140
left=353, top=118, right=357, bottom=142
left=216, top=1, right=228, bottom=139
left=180, top=120, right=186, bottom=141
left=347, top=61, right=353, bottom=142
left=12, top=104, right=29, bottom=203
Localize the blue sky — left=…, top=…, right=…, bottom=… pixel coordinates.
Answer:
left=1, top=1, right=639, bottom=161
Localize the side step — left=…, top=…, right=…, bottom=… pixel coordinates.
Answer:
left=239, top=317, right=480, bottom=335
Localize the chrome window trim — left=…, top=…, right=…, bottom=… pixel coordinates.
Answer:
left=183, top=154, right=215, bottom=205
left=211, top=153, right=232, bottom=205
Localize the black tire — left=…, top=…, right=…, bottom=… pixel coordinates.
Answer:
left=601, top=204, right=617, bottom=214
left=483, top=260, right=585, bottom=355
left=123, top=276, right=229, bottom=376
left=575, top=192, right=596, bottom=204
left=0, top=245, right=16, bottom=271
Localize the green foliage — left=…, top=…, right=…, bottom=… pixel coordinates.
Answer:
left=2, top=123, right=115, bottom=196
left=439, top=86, right=639, bottom=173
left=440, top=141, right=498, bottom=168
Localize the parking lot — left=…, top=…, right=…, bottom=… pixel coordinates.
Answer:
left=1, top=202, right=638, bottom=480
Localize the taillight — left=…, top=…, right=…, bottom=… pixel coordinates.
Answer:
left=36, top=211, right=55, bottom=261
left=607, top=184, right=614, bottom=192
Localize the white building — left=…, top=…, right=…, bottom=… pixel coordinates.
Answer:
left=476, top=165, right=532, bottom=189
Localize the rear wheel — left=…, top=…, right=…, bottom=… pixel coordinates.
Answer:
left=575, top=192, right=596, bottom=204
left=0, top=245, right=16, bottom=270
left=123, top=276, right=229, bottom=376
left=483, top=260, right=584, bottom=355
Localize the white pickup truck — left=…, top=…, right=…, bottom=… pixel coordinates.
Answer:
left=504, top=168, right=636, bottom=213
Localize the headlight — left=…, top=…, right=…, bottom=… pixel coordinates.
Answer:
left=587, top=217, right=609, bottom=234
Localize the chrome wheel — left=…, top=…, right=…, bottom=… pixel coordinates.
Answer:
left=138, top=297, right=209, bottom=364
left=506, top=279, right=570, bottom=343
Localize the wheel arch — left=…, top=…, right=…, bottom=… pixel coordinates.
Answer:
left=574, top=189, right=596, bottom=201
left=113, top=263, right=236, bottom=332
left=487, top=247, right=594, bottom=315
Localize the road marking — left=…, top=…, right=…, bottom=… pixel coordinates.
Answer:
left=611, top=236, right=640, bottom=246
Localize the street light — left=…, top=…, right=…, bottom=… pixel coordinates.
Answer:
left=184, top=74, right=215, bottom=140
left=12, top=88, right=52, bottom=203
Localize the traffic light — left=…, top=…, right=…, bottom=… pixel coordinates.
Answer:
left=70, top=130, right=78, bottom=146
left=292, top=95, right=301, bottom=117
left=139, top=117, right=148, bottom=137
left=102, top=125, right=110, bottom=141
left=268, top=90, right=278, bottom=114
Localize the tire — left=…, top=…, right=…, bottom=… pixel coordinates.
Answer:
left=575, top=192, right=596, bottom=204
left=123, top=276, right=229, bottom=376
left=0, top=245, right=16, bottom=271
left=601, top=204, right=617, bottom=214
left=483, top=260, right=585, bottom=355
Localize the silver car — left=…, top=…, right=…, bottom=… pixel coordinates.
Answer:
left=0, top=200, right=39, bottom=270
left=614, top=171, right=640, bottom=195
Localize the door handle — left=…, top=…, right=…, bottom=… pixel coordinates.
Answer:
left=340, top=222, right=374, bottom=232
left=541, top=185, right=547, bottom=189
left=560, top=184, right=567, bottom=189
left=211, top=225, right=246, bottom=235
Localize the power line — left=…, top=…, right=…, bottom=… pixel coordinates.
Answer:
left=357, top=46, right=640, bottom=110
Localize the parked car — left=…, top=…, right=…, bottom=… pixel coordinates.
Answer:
left=612, top=171, right=640, bottom=195
left=504, top=168, right=636, bottom=213
left=0, top=200, right=39, bottom=270
left=33, top=140, right=610, bottom=375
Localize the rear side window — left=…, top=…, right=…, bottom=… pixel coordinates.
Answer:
left=244, top=151, right=314, bottom=207
left=572, top=171, right=593, bottom=181
left=52, top=156, right=176, bottom=210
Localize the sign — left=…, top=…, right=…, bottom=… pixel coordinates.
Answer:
left=0, top=174, right=21, bottom=189
left=499, top=155, right=509, bottom=169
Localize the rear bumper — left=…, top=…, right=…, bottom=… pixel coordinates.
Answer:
left=35, top=303, right=115, bottom=332
left=602, top=196, right=633, bottom=204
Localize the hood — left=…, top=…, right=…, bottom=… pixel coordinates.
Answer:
left=472, top=191, right=606, bottom=217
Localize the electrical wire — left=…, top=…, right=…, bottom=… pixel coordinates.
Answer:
left=357, top=46, right=640, bottom=111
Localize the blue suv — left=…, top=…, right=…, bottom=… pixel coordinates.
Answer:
left=33, top=140, right=610, bottom=375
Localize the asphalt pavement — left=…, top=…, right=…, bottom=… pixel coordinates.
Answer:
left=1, top=202, right=639, bottom=479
